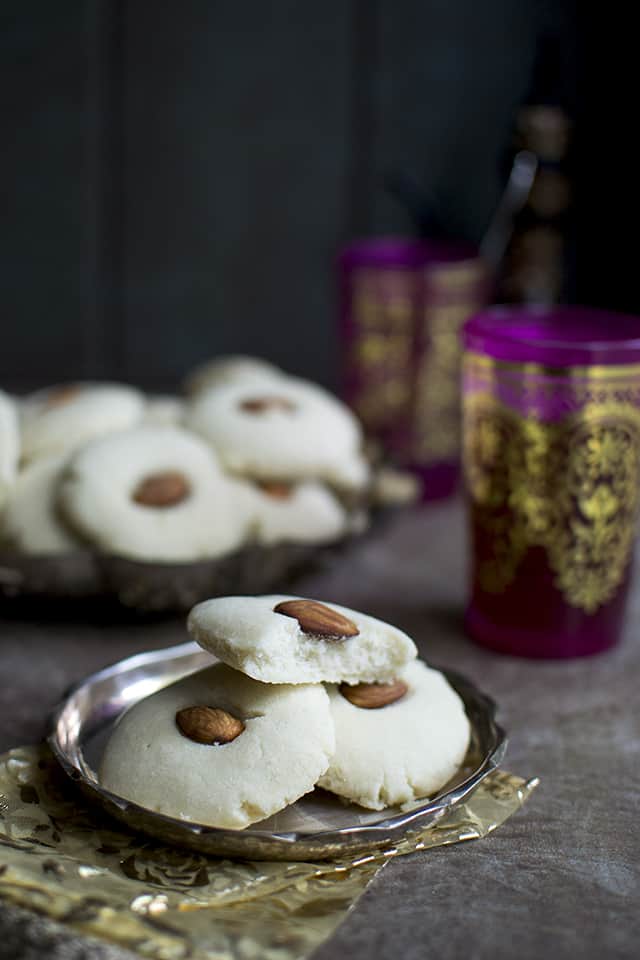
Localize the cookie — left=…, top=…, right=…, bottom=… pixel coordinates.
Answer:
left=318, top=659, right=471, bottom=810
left=188, top=595, right=417, bottom=684
left=185, top=376, right=369, bottom=490
left=99, top=662, right=335, bottom=828
left=248, top=480, right=348, bottom=545
left=143, top=394, right=184, bottom=426
left=20, top=382, right=144, bottom=462
left=58, top=425, right=248, bottom=561
left=184, top=355, right=284, bottom=396
left=0, top=390, right=19, bottom=507
left=1, top=454, right=79, bottom=554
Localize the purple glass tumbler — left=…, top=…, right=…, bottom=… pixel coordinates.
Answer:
left=338, top=238, right=424, bottom=471
left=462, top=306, right=640, bottom=658
left=338, top=237, right=488, bottom=499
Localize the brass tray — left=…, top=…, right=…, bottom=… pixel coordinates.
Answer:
left=48, top=642, right=507, bottom=861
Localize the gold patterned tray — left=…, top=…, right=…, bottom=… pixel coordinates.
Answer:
left=0, top=743, right=537, bottom=960
left=48, top=642, right=507, bottom=861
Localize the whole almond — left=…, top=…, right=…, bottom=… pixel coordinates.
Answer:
left=274, top=599, right=359, bottom=641
left=239, top=396, right=296, bottom=414
left=132, top=471, right=190, bottom=508
left=258, top=480, right=293, bottom=500
left=339, top=679, right=408, bottom=709
left=175, top=706, right=245, bottom=744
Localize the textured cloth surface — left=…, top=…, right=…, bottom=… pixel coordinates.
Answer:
left=1, top=500, right=638, bottom=959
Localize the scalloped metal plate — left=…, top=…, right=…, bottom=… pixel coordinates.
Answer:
left=49, top=641, right=507, bottom=861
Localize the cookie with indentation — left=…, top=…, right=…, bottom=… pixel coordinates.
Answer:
left=1, top=454, right=79, bottom=554
left=247, top=480, right=348, bottom=545
left=188, top=594, right=417, bottom=685
left=20, top=382, right=144, bottom=462
left=185, top=376, right=370, bottom=491
left=318, top=659, right=471, bottom=810
left=184, top=355, right=284, bottom=396
left=99, top=662, right=334, bottom=828
left=58, top=425, right=249, bottom=561
left=0, top=390, right=19, bottom=507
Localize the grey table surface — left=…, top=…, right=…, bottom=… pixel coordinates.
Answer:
left=0, top=500, right=638, bottom=960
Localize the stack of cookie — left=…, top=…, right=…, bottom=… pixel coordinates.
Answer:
left=100, top=595, right=471, bottom=829
left=0, top=357, right=371, bottom=563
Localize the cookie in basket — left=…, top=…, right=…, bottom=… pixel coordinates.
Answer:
left=187, top=594, right=417, bottom=685
left=143, top=394, right=184, bottom=427
left=247, top=480, right=348, bottom=545
left=185, top=376, right=370, bottom=491
left=99, top=662, right=335, bottom=828
left=319, top=659, right=471, bottom=810
left=58, top=425, right=249, bottom=562
left=184, top=354, right=284, bottom=396
left=1, top=453, right=79, bottom=554
left=20, top=381, right=145, bottom=462
left=0, top=389, right=19, bottom=507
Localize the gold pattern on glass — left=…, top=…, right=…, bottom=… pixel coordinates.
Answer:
left=412, top=264, right=486, bottom=462
left=413, top=305, right=478, bottom=461
left=351, top=268, right=416, bottom=332
left=429, top=262, right=481, bottom=293
left=464, top=350, right=640, bottom=384
left=349, top=268, right=415, bottom=432
left=350, top=333, right=412, bottom=426
left=463, top=353, right=640, bottom=612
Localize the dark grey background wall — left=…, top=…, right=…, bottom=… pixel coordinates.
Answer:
left=2, top=1, right=568, bottom=391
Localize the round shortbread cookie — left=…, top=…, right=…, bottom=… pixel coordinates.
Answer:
left=188, top=595, right=417, bottom=685
left=1, top=454, right=79, bottom=554
left=185, top=376, right=369, bottom=491
left=58, top=425, right=249, bottom=561
left=0, top=390, right=19, bottom=507
left=184, top=355, right=284, bottom=396
left=20, top=382, right=144, bottom=462
left=143, top=394, right=184, bottom=426
left=318, top=659, right=471, bottom=810
left=247, top=480, right=348, bottom=545
left=99, top=663, right=335, bottom=828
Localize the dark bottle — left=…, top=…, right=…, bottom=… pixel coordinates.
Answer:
left=498, top=35, right=573, bottom=305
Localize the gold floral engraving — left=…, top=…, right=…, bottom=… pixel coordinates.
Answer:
left=348, top=267, right=414, bottom=431
left=351, top=268, right=417, bottom=332
left=413, top=306, right=468, bottom=460
left=350, top=331, right=413, bottom=427
left=412, top=264, right=487, bottom=462
left=549, top=418, right=640, bottom=612
left=463, top=399, right=529, bottom=593
left=464, top=353, right=640, bottom=613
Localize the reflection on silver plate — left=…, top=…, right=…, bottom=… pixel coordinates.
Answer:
left=49, top=642, right=507, bottom=861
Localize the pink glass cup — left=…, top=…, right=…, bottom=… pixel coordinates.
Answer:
left=462, top=306, right=640, bottom=658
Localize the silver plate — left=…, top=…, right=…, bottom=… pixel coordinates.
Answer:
left=48, top=642, right=507, bottom=861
